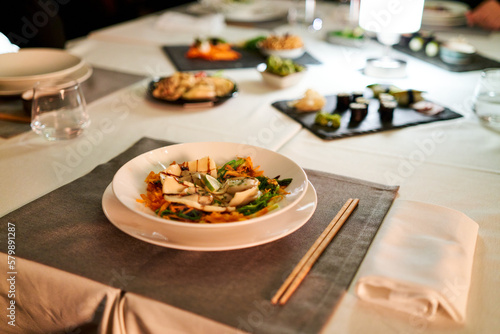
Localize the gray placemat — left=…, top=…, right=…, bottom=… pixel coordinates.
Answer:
left=0, top=67, right=147, bottom=139
left=0, top=137, right=399, bottom=333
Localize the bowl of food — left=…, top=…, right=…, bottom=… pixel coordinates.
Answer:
left=439, top=39, right=476, bottom=65
left=148, top=71, right=237, bottom=106
left=107, top=142, right=313, bottom=250
left=257, top=34, right=305, bottom=59
left=257, top=55, right=306, bottom=88
left=326, top=27, right=365, bottom=48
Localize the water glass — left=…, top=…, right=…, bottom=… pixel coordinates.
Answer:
left=31, top=78, right=90, bottom=140
left=288, top=0, right=322, bottom=30
left=472, top=68, right=500, bottom=125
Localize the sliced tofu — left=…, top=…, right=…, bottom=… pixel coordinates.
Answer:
left=228, top=186, right=260, bottom=207
left=163, top=194, right=234, bottom=213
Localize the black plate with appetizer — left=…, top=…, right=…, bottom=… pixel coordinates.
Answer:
left=147, top=72, right=238, bottom=107
left=272, top=85, right=462, bottom=140
left=393, top=32, right=500, bottom=72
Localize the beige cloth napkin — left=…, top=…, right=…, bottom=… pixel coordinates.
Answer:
left=154, top=12, right=225, bottom=35
left=355, top=200, right=478, bottom=323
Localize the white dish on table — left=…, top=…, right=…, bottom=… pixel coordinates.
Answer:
left=102, top=181, right=316, bottom=251
left=257, top=44, right=306, bottom=59
left=0, top=49, right=91, bottom=96
left=194, top=0, right=288, bottom=23
left=257, top=63, right=307, bottom=89
left=110, top=142, right=310, bottom=250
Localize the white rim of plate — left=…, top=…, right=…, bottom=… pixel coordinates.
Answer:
left=0, top=62, right=92, bottom=96
left=0, top=48, right=85, bottom=82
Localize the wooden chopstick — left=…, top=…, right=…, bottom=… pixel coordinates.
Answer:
left=271, top=198, right=359, bottom=305
left=0, top=113, right=31, bottom=123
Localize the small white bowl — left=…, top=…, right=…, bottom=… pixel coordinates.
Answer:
left=257, top=63, right=306, bottom=89
left=439, top=41, right=476, bottom=65
left=257, top=44, right=306, bottom=59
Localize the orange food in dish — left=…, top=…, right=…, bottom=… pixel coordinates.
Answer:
left=186, top=40, right=241, bottom=61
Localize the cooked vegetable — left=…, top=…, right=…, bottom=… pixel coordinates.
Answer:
left=138, top=156, right=292, bottom=223
left=328, top=27, right=364, bottom=39
left=243, top=35, right=267, bottom=51
left=266, top=55, right=305, bottom=77
left=314, top=112, right=341, bottom=128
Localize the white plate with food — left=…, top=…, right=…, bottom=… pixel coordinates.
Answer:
left=147, top=72, right=237, bottom=107
left=109, top=142, right=310, bottom=250
left=102, top=180, right=316, bottom=251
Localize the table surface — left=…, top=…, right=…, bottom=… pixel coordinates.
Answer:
left=1, top=2, right=499, bottom=333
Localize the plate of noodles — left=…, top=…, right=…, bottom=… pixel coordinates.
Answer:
left=105, top=142, right=314, bottom=250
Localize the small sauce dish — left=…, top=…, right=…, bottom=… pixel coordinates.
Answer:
left=439, top=41, right=476, bottom=65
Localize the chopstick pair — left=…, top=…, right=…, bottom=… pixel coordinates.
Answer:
left=0, top=113, right=31, bottom=123
left=271, top=198, right=359, bottom=305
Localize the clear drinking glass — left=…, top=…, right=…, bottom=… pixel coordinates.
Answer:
left=472, top=68, right=500, bottom=125
left=288, top=0, right=322, bottom=30
left=31, top=78, right=90, bottom=140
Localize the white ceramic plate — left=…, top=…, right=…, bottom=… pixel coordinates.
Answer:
left=112, top=142, right=309, bottom=225
left=0, top=48, right=84, bottom=80
left=103, top=180, right=316, bottom=251
left=257, top=63, right=307, bottom=89
left=194, top=0, right=288, bottom=22
left=0, top=62, right=93, bottom=96
left=257, top=45, right=306, bottom=60
left=223, top=5, right=288, bottom=23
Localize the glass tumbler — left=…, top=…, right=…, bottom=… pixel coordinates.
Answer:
left=31, top=78, right=90, bottom=140
left=472, top=68, right=500, bottom=125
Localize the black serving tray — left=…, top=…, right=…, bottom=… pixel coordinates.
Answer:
left=272, top=94, right=462, bottom=140
left=162, top=45, right=322, bottom=71
left=393, top=43, right=500, bottom=72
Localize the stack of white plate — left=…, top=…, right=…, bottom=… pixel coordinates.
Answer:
left=0, top=48, right=92, bottom=96
left=422, top=1, right=469, bottom=27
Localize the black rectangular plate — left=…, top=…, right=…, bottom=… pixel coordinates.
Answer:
left=393, top=44, right=500, bottom=72
left=272, top=94, right=463, bottom=140
left=162, top=45, right=322, bottom=71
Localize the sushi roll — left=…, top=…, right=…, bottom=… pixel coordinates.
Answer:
left=378, top=93, right=395, bottom=102
left=367, top=84, right=401, bottom=98
left=349, top=102, right=368, bottom=123
left=336, top=92, right=351, bottom=112
left=355, top=97, right=370, bottom=106
left=392, top=89, right=424, bottom=107
left=351, top=91, right=364, bottom=101
left=379, top=100, right=397, bottom=122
